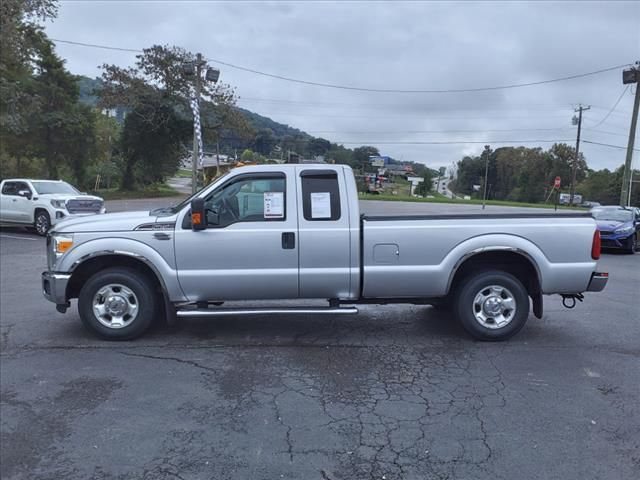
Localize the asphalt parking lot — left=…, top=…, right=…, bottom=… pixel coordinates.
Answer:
left=1, top=200, right=639, bottom=480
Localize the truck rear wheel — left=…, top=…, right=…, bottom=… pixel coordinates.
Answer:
left=454, top=270, right=529, bottom=341
left=78, top=267, right=156, bottom=340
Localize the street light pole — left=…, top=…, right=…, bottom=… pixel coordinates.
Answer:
left=482, top=145, right=490, bottom=210
left=191, top=53, right=204, bottom=194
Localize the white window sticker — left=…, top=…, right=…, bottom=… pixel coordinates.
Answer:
left=263, top=191, right=284, bottom=218
left=310, top=192, right=331, bottom=219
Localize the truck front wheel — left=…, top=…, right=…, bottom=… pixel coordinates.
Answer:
left=78, top=267, right=156, bottom=340
left=34, top=209, right=50, bottom=236
left=454, top=270, right=529, bottom=341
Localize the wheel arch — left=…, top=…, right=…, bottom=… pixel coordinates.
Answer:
left=66, top=252, right=167, bottom=300
left=34, top=206, right=49, bottom=223
left=447, top=248, right=543, bottom=318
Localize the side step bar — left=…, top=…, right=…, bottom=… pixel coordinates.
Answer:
left=176, top=306, right=358, bottom=318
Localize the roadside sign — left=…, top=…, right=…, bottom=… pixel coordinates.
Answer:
left=554, top=176, right=561, bottom=188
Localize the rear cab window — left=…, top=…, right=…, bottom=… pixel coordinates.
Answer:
left=300, top=170, right=341, bottom=221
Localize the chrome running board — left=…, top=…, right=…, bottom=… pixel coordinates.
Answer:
left=176, top=306, right=358, bottom=318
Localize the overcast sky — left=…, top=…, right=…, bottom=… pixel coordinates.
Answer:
left=46, top=0, right=639, bottom=172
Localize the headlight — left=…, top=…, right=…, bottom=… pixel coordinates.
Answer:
left=53, top=234, right=74, bottom=256
left=51, top=199, right=67, bottom=209
left=614, top=226, right=634, bottom=235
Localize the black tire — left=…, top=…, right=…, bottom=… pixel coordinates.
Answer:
left=34, top=210, right=50, bottom=236
left=454, top=270, right=530, bottom=341
left=625, top=235, right=637, bottom=254
left=78, top=267, right=156, bottom=340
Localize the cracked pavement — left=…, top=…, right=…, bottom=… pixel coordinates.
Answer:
left=1, top=201, right=639, bottom=479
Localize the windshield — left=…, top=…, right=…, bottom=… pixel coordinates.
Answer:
left=153, top=171, right=233, bottom=216
left=31, top=181, right=79, bottom=195
left=592, top=209, right=633, bottom=222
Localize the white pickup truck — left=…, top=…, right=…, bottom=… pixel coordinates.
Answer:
left=0, top=179, right=105, bottom=235
left=41, top=164, right=608, bottom=341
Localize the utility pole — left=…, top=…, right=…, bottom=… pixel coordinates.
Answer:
left=182, top=54, right=220, bottom=194
left=482, top=145, right=490, bottom=209
left=570, top=105, right=589, bottom=205
left=191, top=53, right=204, bottom=194
left=621, top=64, right=640, bottom=206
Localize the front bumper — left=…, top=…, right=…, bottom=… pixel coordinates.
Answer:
left=42, top=271, right=71, bottom=305
left=586, top=272, right=609, bottom=292
left=600, top=232, right=632, bottom=249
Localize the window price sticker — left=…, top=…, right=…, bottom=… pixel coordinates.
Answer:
left=264, top=191, right=284, bottom=218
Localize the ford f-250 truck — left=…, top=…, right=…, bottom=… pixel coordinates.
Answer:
left=42, top=164, right=608, bottom=341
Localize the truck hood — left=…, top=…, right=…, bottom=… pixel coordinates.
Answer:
left=52, top=211, right=175, bottom=233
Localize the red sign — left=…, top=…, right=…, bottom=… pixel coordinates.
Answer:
left=554, top=176, right=561, bottom=188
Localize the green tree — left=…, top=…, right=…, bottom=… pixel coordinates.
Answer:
left=240, top=149, right=255, bottom=163
left=254, top=128, right=276, bottom=156
left=28, top=40, right=96, bottom=183
left=578, top=167, right=640, bottom=206
left=309, top=137, right=331, bottom=157
left=451, top=155, right=484, bottom=196
left=326, top=144, right=355, bottom=167
left=353, top=146, right=380, bottom=173
left=90, top=112, right=121, bottom=188
left=99, top=45, right=239, bottom=189
left=0, top=0, right=58, bottom=137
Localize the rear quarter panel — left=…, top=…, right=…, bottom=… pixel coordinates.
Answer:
left=362, top=215, right=597, bottom=297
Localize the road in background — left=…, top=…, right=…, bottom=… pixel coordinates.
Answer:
left=1, top=201, right=638, bottom=480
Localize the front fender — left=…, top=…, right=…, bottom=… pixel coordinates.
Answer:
left=58, top=237, right=187, bottom=302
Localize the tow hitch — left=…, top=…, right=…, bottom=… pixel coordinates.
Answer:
left=561, top=293, right=584, bottom=309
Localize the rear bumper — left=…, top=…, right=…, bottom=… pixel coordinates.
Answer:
left=42, top=271, right=71, bottom=305
left=586, top=272, right=609, bottom=292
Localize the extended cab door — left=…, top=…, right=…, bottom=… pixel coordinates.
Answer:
left=296, top=167, right=354, bottom=299
left=0, top=181, right=32, bottom=223
left=174, top=170, right=299, bottom=301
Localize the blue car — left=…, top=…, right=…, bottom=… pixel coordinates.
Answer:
left=591, top=206, right=640, bottom=254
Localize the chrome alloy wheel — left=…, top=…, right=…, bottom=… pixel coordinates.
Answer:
left=92, top=284, right=139, bottom=329
left=472, top=285, right=517, bottom=329
left=35, top=213, right=50, bottom=235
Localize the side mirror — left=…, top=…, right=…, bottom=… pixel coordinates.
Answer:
left=18, top=189, right=32, bottom=200
left=191, top=198, right=206, bottom=231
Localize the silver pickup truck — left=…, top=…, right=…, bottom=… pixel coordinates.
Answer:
left=42, top=164, right=608, bottom=341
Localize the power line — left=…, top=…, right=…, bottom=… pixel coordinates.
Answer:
left=50, top=38, right=631, bottom=94
left=239, top=96, right=578, bottom=111
left=583, top=128, right=628, bottom=137
left=328, top=139, right=574, bottom=145
left=238, top=110, right=573, bottom=120
left=51, top=38, right=141, bottom=53
left=590, top=85, right=631, bottom=129
left=583, top=139, right=640, bottom=151
left=306, top=127, right=574, bottom=135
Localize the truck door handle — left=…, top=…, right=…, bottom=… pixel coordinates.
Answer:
left=281, top=232, right=295, bottom=249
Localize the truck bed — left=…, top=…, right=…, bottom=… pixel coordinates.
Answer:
left=360, top=212, right=597, bottom=298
